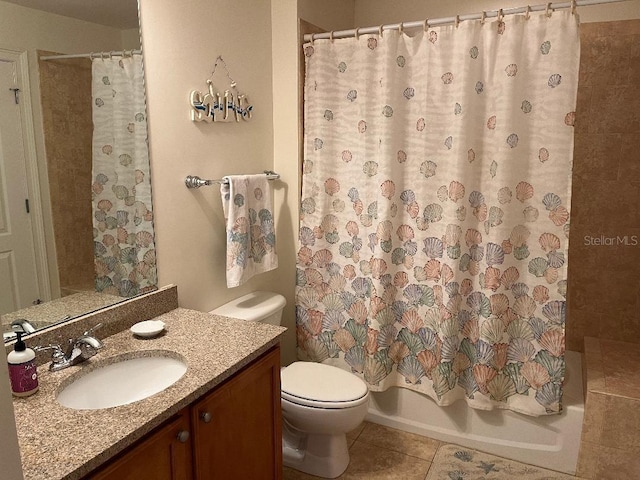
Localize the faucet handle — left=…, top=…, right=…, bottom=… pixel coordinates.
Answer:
left=83, top=323, right=103, bottom=337
left=34, top=343, right=63, bottom=353
left=34, top=344, right=66, bottom=365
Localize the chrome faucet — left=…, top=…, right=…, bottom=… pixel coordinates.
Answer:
left=36, top=323, right=104, bottom=372
left=11, top=318, right=36, bottom=334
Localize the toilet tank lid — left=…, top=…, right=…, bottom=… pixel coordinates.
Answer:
left=210, top=291, right=286, bottom=322
left=281, top=361, right=368, bottom=403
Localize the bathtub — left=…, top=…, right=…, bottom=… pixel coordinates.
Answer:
left=366, top=350, right=584, bottom=475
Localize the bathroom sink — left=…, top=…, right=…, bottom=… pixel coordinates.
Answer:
left=56, top=352, right=187, bottom=410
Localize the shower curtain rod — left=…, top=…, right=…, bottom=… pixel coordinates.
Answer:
left=40, top=49, right=142, bottom=61
left=302, top=0, right=628, bottom=41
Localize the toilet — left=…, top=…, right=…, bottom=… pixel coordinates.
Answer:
left=211, top=291, right=370, bottom=479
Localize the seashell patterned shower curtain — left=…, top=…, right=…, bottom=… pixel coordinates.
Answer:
left=297, top=11, right=579, bottom=416
left=91, top=56, right=157, bottom=297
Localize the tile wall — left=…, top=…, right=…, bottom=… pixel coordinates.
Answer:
left=38, top=53, right=95, bottom=295
left=567, top=19, right=640, bottom=351
left=577, top=337, right=640, bottom=479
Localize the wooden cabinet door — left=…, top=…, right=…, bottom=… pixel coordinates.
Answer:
left=191, top=346, right=282, bottom=480
left=88, top=409, right=193, bottom=480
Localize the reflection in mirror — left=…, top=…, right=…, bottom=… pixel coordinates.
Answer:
left=0, top=0, right=156, bottom=341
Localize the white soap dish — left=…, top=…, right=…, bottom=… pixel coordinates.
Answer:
left=130, top=320, right=166, bottom=338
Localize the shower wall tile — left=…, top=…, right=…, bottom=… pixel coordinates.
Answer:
left=568, top=19, right=640, bottom=351
left=578, top=338, right=640, bottom=479
left=591, top=19, right=640, bottom=36
left=577, top=442, right=640, bottom=480
left=38, top=52, right=95, bottom=294
left=630, top=36, right=640, bottom=83
left=573, top=84, right=591, bottom=135
left=579, top=35, right=629, bottom=87
left=600, top=395, right=640, bottom=450
left=587, top=85, right=640, bottom=134
left=572, top=133, right=621, bottom=181
left=572, top=181, right=639, bottom=227
left=619, top=134, right=640, bottom=179
left=565, top=308, right=601, bottom=351
left=579, top=390, right=606, bottom=445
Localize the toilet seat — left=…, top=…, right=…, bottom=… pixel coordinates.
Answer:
left=281, top=362, right=369, bottom=409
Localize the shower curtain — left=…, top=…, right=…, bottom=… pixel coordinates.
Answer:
left=297, top=11, right=579, bottom=416
left=91, top=55, right=157, bottom=297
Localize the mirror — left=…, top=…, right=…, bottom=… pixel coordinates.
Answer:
left=0, top=0, right=156, bottom=341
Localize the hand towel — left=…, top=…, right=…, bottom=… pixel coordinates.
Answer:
left=220, top=174, right=278, bottom=287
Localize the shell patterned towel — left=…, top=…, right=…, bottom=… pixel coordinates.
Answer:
left=220, top=174, right=278, bottom=287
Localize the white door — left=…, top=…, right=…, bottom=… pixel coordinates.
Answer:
left=0, top=57, right=41, bottom=314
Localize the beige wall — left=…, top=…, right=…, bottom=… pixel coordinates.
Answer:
left=272, top=0, right=301, bottom=366
left=354, top=0, right=640, bottom=26
left=121, top=27, right=141, bottom=50
left=0, top=1, right=134, bottom=301
left=298, top=0, right=355, bottom=31
left=138, top=0, right=301, bottom=361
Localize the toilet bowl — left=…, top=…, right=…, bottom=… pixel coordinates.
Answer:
left=211, top=291, right=370, bottom=478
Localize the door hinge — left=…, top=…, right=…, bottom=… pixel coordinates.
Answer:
left=9, top=87, right=20, bottom=104
left=25, top=198, right=30, bottom=213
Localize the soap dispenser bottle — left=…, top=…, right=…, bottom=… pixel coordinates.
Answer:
left=7, top=332, right=38, bottom=397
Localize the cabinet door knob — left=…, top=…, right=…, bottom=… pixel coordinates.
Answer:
left=176, top=430, right=190, bottom=443
left=200, top=411, right=212, bottom=423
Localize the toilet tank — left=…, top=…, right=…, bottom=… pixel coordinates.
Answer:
left=210, top=291, right=286, bottom=325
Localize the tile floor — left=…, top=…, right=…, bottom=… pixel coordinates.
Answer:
left=283, top=421, right=579, bottom=479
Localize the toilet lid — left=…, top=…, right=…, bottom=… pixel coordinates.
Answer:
left=281, top=362, right=368, bottom=406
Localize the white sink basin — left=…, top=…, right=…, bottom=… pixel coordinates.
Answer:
left=56, top=352, right=187, bottom=410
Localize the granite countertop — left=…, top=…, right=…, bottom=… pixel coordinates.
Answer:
left=12, top=307, right=286, bottom=480
left=2, top=291, right=123, bottom=336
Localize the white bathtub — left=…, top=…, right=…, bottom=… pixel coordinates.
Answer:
left=366, top=350, right=584, bottom=475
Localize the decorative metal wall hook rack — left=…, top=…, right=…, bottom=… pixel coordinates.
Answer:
left=189, top=55, right=253, bottom=123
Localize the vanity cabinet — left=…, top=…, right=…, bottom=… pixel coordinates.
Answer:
left=87, top=410, right=193, bottom=480
left=85, top=346, right=282, bottom=480
left=191, top=345, right=282, bottom=480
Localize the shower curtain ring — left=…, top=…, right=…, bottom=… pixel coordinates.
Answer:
left=398, top=22, right=404, bottom=34
left=546, top=2, right=553, bottom=17
left=310, top=33, right=316, bottom=44
left=455, top=15, right=460, bottom=28
left=498, top=9, right=504, bottom=22
left=525, top=5, right=531, bottom=19
left=379, top=25, right=384, bottom=37
left=480, top=11, right=486, bottom=24
left=355, top=27, right=360, bottom=40
left=423, top=19, right=429, bottom=31
left=329, top=30, right=334, bottom=42
left=571, top=0, right=577, bottom=14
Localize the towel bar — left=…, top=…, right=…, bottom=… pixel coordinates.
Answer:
left=185, top=170, right=280, bottom=188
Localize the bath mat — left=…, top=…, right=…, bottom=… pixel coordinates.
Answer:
left=426, top=444, right=576, bottom=480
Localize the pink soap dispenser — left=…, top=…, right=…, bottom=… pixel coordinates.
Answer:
left=7, top=332, right=38, bottom=397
